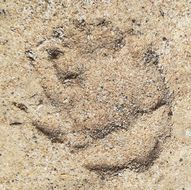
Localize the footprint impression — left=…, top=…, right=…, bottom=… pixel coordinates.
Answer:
left=28, top=19, right=172, bottom=175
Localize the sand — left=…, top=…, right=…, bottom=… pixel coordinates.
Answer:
left=0, top=0, right=191, bottom=189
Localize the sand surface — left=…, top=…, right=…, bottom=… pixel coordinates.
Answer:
left=0, top=0, right=191, bottom=189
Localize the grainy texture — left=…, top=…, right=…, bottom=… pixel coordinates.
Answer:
left=0, top=0, right=191, bottom=189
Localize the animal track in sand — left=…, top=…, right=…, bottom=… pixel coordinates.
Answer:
left=28, top=18, right=173, bottom=175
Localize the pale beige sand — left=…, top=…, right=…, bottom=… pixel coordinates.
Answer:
left=0, top=1, right=191, bottom=189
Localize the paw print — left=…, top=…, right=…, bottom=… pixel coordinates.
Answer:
left=27, top=18, right=173, bottom=175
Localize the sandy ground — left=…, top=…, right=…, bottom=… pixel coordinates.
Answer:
left=0, top=0, right=191, bottom=189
